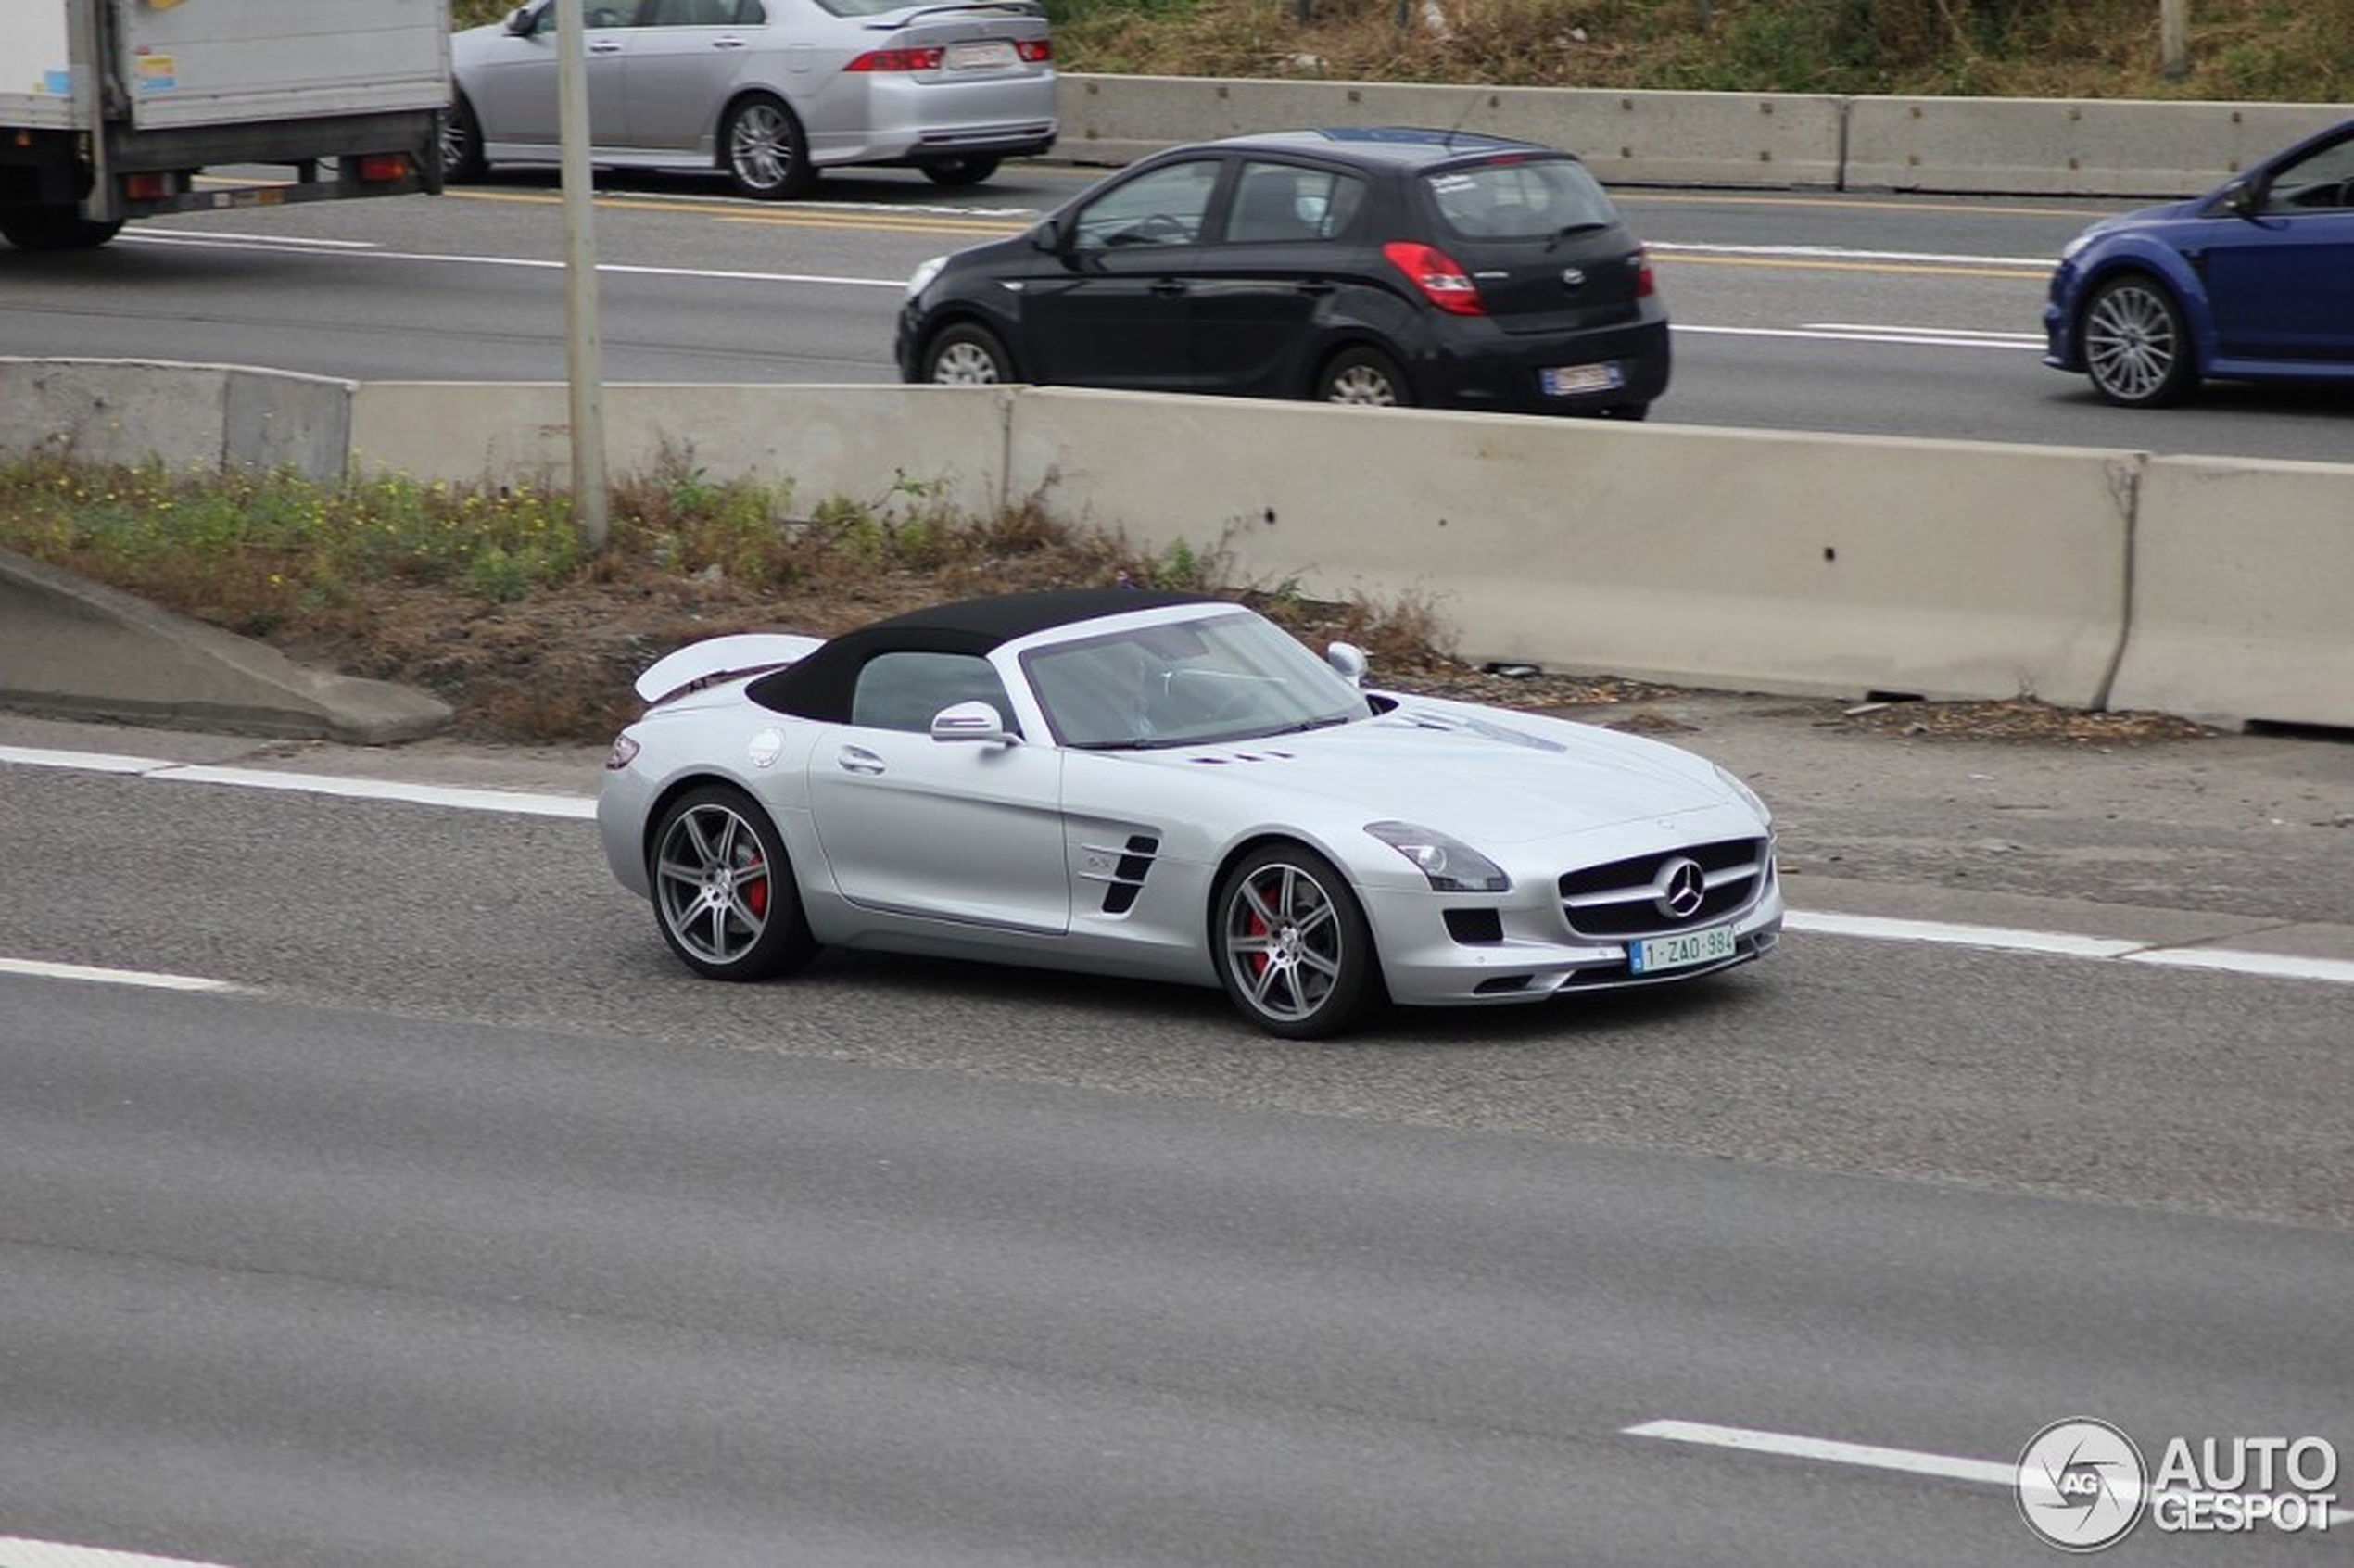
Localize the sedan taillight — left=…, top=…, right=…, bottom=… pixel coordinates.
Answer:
left=1382, top=240, right=1485, bottom=316
left=846, top=45, right=945, bottom=70
left=1016, top=39, right=1052, bottom=61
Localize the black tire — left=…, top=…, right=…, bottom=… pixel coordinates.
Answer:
left=2081, top=274, right=2198, bottom=408
left=648, top=784, right=817, bottom=980
left=920, top=156, right=1001, bottom=188
left=920, top=322, right=1018, bottom=385
left=442, top=94, right=489, bottom=184
left=0, top=207, right=124, bottom=251
left=1316, top=347, right=1411, bottom=407
left=1213, top=843, right=1380, bottom=1040
left=722, top=94, right=815, bottom=200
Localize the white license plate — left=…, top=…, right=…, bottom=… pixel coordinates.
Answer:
left=944, top=40, right=1018, bottom=70
left=1629, top=923, right=1737, bottom=975
left=1540, top=361, right=1623, bottom=396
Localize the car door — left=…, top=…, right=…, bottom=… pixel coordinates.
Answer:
left=804, top=651, right=1070, bottom=934
left=1017, top=157, right=1222, bottom=389
left=621, top=0, right=757, bottom=153
left=465, top=0, right=636, bottom=151
left=2198, top=128, right=2354, bottom=363
left=1186, top=158, right=1373, bottom=394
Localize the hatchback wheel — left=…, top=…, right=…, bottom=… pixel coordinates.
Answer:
left=649, top=785, right=816, bottom=980
left=921, top=157, right=1001, bottom=188
left=1317, top=348, right=1411, bottom=407
left=2082, top=275, right=2197, bottom=408
left=923, top=322, right=1017, bottom=385
left=723, top=95, right=815, bottom=200
left=1215, top=844, right=1379, bottom=1039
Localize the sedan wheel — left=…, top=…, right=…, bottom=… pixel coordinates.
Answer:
left=923, top=323, right=1017, bottom=385
left=723, top=95, right=815, bottom=200
left=442, top=95, right=488, bottom=183
left=920, top=157, right=1001, bottom=188
left=1317, top=347, right=1411, bottom=407
left=2082, top=275, right=2197, bottom=408
left=650, top=785, right=816, bottom=980
left=1215, top=844, right=1379, bottom=1039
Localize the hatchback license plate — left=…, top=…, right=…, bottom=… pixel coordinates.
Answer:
left=1629, top=923, right=1737, bottom=974
left=1540, top=361, right=1623, bottom=396
left=945, top=40, right=1018, bottom=70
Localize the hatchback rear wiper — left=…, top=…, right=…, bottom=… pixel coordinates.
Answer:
left=1546, top=221, right=1612, bottom=248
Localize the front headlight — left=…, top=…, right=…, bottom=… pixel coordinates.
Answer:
left=1365, top=821, right=1510, bottom=892
left=1714, top=764, right=1772, bottom=827
left=905, top=256, right=947, bottom=298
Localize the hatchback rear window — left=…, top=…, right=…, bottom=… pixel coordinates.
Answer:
left=1424, top=158, right=1619, bottom=240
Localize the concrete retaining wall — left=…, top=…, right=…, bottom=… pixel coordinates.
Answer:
left=1841, top=97, right=2350, bottom=196
left=2108, top=457, right=2354, bottom=730
left=0, top=357, right=352, bottom=479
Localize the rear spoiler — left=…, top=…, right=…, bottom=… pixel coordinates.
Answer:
left=635, top=633, right=824, bottom=705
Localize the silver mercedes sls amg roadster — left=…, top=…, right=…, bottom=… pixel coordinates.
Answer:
left=599, top=589, right=1782, bottom=1037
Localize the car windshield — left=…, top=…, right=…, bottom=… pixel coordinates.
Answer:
left=1424, top=157, right=1619, bottom=240
left=1021, top=612, right=1365, bottom=750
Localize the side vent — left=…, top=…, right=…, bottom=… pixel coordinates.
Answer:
left=1089, top=833, right=1161, bottom=915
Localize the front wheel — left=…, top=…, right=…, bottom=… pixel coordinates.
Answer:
left=0, top=207, right=124, bottom=251
left=1214, top=843, right=1380, bottom=1039
left=2081, top=275, right=2197, bottom=408
left=1315, top=347, right=1411, bottom=407
left=920, top=322, right=1018, bottom=385
left=649, top=784, right=817, bottom=980
left=442, top=95, right=489, bottom=183
left=920, top=157, right=1001, bottom=188
left=722, top=95, right=815, bottom=200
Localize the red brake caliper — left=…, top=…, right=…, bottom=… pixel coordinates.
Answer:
left=742, top=851, right=768, bottom=917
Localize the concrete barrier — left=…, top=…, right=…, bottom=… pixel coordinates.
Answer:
left=0, top=357, right=351, bottom=480
left=1843, top=97, right=2352, bottom=197
left=348, top=381, right=1009, bottom=519
left=1006, top=388, right=2137, bottom=707
left=2107, top=457, right=2354, bottom=730
left=1057, top=75, right=1847, bottom=188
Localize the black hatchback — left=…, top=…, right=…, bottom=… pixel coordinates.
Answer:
left=895, top=127, right=1670, bottom=419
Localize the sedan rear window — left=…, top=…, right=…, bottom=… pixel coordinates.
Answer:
left=1424, top=158, right=1619, bottom=241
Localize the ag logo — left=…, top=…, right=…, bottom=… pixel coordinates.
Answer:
left=2018, top=1418, right=2148, bottom=1551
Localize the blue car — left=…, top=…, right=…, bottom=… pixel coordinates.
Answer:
left=2043, top=117, right=2354, bottom=407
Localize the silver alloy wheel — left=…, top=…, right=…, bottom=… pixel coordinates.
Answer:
left=727, top=101, right=804, bottom=197
left=1323, top=362, right=1401, bottom=405
left=930, top=339, right=1005, bottom=384
left=654, top=800, right=771, bottom=966
left=2082, top=278, right=2188, bottom=405
left=1222, top=859, right=1346, bottom=1023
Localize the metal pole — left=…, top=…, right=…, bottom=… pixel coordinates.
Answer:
left=556, top=0, right=611, bottom=551
left=2160, top=0, right=2190, bottom=82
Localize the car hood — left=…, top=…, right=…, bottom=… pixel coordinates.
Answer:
left=1125, top=700, right=1742, bottom=842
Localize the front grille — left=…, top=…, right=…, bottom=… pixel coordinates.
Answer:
left=1557, top=837, right=1770, bottom=939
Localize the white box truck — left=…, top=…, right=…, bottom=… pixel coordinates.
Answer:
left=1, top=0, right=450, bottom=250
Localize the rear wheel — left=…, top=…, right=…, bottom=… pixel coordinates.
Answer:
left=2081, top=274, right=2197, bottom=408
left=0, top=207, right=124, bottom=251
left=1316, top=347, right=1411, bottom=407
left=921, top=322, right=1017, bottom=385
left=442, top=94, right=489, bottom=183
left=920, top=156, right=1001, bottom=188
left=649, top=784, right=817, bottom=980
left=723, top=94, right=815, bottom=200
left=1214, top=843, right=1379, bottom=1039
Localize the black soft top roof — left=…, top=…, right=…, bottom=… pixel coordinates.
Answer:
left=747, top=588, right=1224, bottom=721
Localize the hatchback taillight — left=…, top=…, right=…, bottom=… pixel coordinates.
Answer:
left=1382, top=240, right=1485, bottom=316
left=846, top=45, right=945, bottom=70
left=1634, top=246, right=1656, bottom=298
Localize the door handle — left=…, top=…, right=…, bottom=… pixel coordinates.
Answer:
left=837, top=746, right=885, bottom=776
left=1149, top=279, right=1189, bottom=297
left=712, top=36, right=748, bottom=47
left=588, top=40, right=624, bottom=53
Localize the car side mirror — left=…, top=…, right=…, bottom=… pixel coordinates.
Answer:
left=1325, top=641, right=1369, bottom=687
left=931, top=700, right=1018, bottom=744
left=505, top=6, right=534, bottom=34
left=2223, top=177, right=2262, bottom=219
left=1032, top=218, right=1070, bottom=257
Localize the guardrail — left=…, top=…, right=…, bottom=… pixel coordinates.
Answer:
left=6, top=359, right=2349, bottom=735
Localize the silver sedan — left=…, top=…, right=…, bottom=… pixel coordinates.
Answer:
left=446, top=0, right=1057, bottom=198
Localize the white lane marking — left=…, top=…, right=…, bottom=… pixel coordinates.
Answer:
left=6, top=744, right=2348, bottom=986
left=1626, top=1418, right=2016, bottom=1486
left=1626, top=1419, right=2354, bottom=1527
left=1676, top=322, right=2044, bottom=350
left=1650, top=241, right=2054, bottom=269
left=121, top=232, right=902, bottom=288
left=0, top=746, right=595, bottom=820
left=0, top=1535, right=243, bottom=1567
left=0, top=956, right=238, bottom=993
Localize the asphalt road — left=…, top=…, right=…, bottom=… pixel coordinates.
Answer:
left=2, top=162, right=2350, bottom=462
